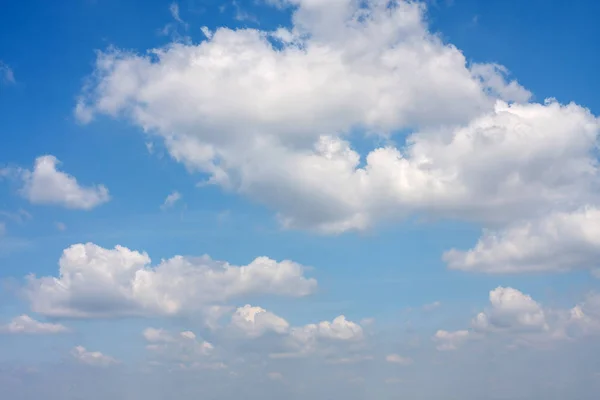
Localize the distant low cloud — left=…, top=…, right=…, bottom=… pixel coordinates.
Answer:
left=71, top=346, right=118, bottom=366
left=0, top=314, right=69, bottom=334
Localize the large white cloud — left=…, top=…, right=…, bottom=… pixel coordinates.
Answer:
left=25, top=242, right=317, bottom=318
left=75, top=0, right=600, bottom=236
left=6, top=155, right=110, bottom=210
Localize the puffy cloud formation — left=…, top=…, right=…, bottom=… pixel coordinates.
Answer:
left=6, top=155, right=110, bottom=210
left=434, top=287, right=600, bottom=350
left=445, top=207, right=600, bottom=275
left=25, top=242, right=317, bottom=318
left=230, top=305, right=290, bottom=337
left=73, top=0, right=600, bottom=280
left=471, top=287, right=549, bottom=333
left=71, top=346, right=118, bottom=367
left=228, top=305, right=364, bottom=357
left=0, top=315, right=69, bottom=334
left=79, top=0, right=600, bottom=235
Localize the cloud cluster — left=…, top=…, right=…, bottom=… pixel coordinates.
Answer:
left=73, top=0, right=600, bottom=284
left=434, top=287, right=600, bottom=351
left=25, top=242, right=317, bottom=318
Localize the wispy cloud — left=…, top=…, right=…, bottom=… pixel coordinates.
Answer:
left=0, top=61, right=15, bottom=85
left=161, top=191, right=182, bottom=210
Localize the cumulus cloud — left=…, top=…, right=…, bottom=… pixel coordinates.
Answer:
left=444, top=207, right=600, bottom=275
left=0, top=315, right=69, bottom=334
left=230, top=304, right=290, bottom=337
left=226, top=305, right=364, bottom=358
left=71, top=346, right=118, bottom=366
left=7, top=155, right=110, bottom=210
left=25, top=242, right=317, bottom=318
left=74, top=0, right=591, bottom=236
left=471, top=287, right=549, bottom=333
left=435, top=287, right=600, bottom=350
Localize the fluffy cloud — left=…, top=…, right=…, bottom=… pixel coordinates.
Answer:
left=25, top=242, right=317, bottom=318
left=75, top=0, right=600, bottom=236
left=0, top=315, right=69, bottom=334
left=230, top=305, right=290, bottom=338
left=444, top=207, right=600, bottom=275
left=71, top=346, right=118, bottom=366
left=7, top=155, right=110, bottom=210
left=226, top=305, right=364, bottom=358
left=435, top=287, right=600, bottom=350
left=471, top=287, right=549, bottom=333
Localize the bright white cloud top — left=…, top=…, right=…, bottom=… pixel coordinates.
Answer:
left=25, top=242, right=317, bottom=318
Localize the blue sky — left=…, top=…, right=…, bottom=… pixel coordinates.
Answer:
left=1, top=0, right=600, bottom=399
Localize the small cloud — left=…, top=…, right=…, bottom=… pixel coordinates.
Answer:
left=0, top=209, right=32, bottom=224
left=385, top=354, right=413, bottom=365
left=0, top=315, right=69, bottom=334
left=232, top=1, right=258, bottom=23
left=161, top=191, right=182, bottom=210
left=71, top=346, right=118, bottom=367
left=0, top=61, right=15, bottom=85
left=145, top=142, right=154, bottom=154
left=55, top=222, right=67, bottom=231
left=267, top=371, right=283, bottom=381
left=422, top=301, right=441, bottom=312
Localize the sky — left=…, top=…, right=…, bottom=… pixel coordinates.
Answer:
left=1, top=0, right=600, bottom=398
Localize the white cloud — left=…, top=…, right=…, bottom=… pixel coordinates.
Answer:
left=143, top=327, right=214, bottom=366
left=74, top=0, right=591, bottom=235
left=55, top=222, right=67, bottom=231
left=433, top=329, right=470, bottom=351
left=227, top=306, right=365, bottom=358
left=435, top=287, right=600, bottom=350
left=444, top=207, right=600, bottom=275
left=230, top=304, right=290, bottom=337
left=385, top=353, right=413, bottom=365
left=0, top=60, right=15, bottom=84
left=71, top=346, right=118, bottom=366
left=471, top=287, right=549, bottom=333
left=0, top=315, right=69, bottom=334
left=25, top=242, right=317, bottom=318
left=161, top=191, right=182, bottom=209
left=9, top=155, right=110, bottom=210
